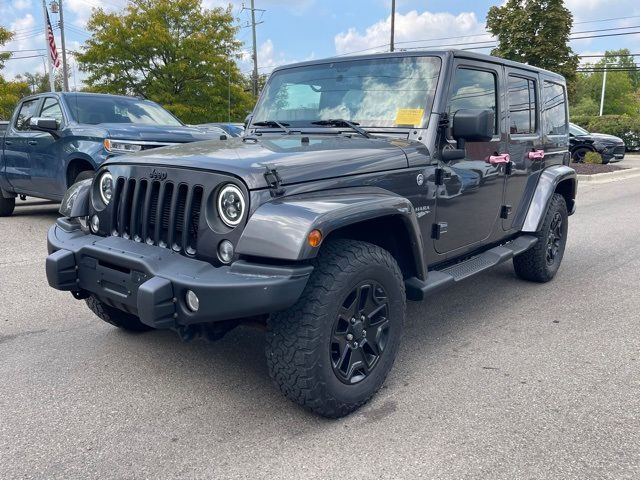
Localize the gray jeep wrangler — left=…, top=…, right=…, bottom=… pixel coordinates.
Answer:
left=46, top=50, right=576, bottom=417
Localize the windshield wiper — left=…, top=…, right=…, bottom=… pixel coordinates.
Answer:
left=252, top=120, right=291, bottom=134
left=311, top=119, right=371, bottom=138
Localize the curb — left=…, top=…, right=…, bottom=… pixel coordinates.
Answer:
left=577, top=168, right=640, bottom=185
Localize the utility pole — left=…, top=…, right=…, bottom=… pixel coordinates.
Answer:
left=390, top=0, right=396, bottom=52
left=250, top=0, right=259, bottom=97
left=58, top=0, right=69, bottom=91
left=242, top=1, right=264, bottom=97
left=41, top=0, right=55, bottom=92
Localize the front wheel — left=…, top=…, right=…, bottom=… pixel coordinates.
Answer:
left=514, top=193, right=568, bottom=282
left=266, top=240, right=405, bottom=418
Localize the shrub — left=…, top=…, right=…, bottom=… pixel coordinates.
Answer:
left=583, top=151, right=603, bottom=164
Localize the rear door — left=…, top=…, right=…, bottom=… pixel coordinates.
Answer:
left=2, top=97, right=42, bottom=193
left=434, top=60, right=506, bottom=254
left=503, top=70, right=542, bottom=231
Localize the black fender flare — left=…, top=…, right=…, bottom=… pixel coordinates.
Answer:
left=236, top=187, right=427, bottom=279
left=522, top=165, right=576, bottom=233
left=59, top=179, right=92, bottom=218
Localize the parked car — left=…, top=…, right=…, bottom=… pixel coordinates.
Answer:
left=46, top=50, right=576, bottom=417
left=0, top=92, right=222, bottom=216
left=569, top=122, right=625, bottom=164
left=197, top=122, right=245, bottom=137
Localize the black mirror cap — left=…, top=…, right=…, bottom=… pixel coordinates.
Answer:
left=30, top=117, right=59, bottom=131
left=451, top=109, right=494, bottom=142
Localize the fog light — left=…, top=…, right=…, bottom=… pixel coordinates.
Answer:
left=185, top=290, right=199, bottom=312
left=90, top=214, right=100, bottom=233
left=218, top=240, right=234, bottom=264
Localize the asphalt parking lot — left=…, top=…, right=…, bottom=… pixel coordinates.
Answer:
left=1, top=175, right=639, bottom=479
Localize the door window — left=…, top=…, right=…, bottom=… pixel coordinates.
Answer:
left=508, top=76, right=537, bottom=135
left=542, top=81, right=567, bottom=135
left=449, top=68, right=498, bottom=135
left=40, top=98, right=64, bottom=125
left=14, top=99, right=39, bottom=131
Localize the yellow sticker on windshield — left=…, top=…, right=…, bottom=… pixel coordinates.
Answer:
left=395, top=108, right=424, bottom=127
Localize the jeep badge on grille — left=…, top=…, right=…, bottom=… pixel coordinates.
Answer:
left=149, top=169, right=168, bottom=181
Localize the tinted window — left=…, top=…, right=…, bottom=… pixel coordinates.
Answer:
left=15, top=99, right=39, bottom=131
left=449, top=68, right=497, bottom=134
left=40, top=98, right=64, bottom=125
left=508, top=76, right=537, bottom=134
left=66, top=95, right=182, bottom=126
left=569, top=123, right=589, bottom=136
left=542, top=81, right=567, bottom=135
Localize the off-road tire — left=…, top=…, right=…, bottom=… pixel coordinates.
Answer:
left=514, top=193, right=568, bottom=283
left=266, top=239, right=405, bottom=418
left=85, top=294, right=153, bottom=332
left=0, top=196, right=15, bottom=217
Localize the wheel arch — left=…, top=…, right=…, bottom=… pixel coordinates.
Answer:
left=236, top=188, right=427, bottom=280
left=522, top=165, right=576, bottom=233
left=66, top=157, right=96, bottom=188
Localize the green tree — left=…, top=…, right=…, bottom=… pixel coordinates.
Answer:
left=486, top=0, right=579, bottom=96
left=0, top=78, right=30, bottom=119
left=0, top=26, right=12, bottom=71
left=76, top=0, right=254, bottom=123
left=15, top=72, right=65, bottom=94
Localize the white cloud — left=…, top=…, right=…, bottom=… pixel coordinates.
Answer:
left=12, top=0, right=32, bottom=10
left=334, top=10, right=489, bottom=56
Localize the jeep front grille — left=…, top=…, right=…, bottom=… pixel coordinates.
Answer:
left=110, top=178, right=203, bottom=256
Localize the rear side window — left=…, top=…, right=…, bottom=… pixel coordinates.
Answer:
left=508, top=76, right=537, bottom=135
left=542, top=81, right=567, bottom=135
left=15, top=99, right=39, bottom=131
left=449, top=68, right=498, bottom=135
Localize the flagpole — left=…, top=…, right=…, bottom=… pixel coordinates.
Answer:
left=42, top=0, right=55, bottom=92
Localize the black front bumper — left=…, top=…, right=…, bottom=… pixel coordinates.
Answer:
left=46, top=220, right=312, bottom=328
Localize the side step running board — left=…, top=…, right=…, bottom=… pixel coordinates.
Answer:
left=405, top=235, right=538, bottom=301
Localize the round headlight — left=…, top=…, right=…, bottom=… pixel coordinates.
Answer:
left=217, top=184, right=245, bottom=227
left=99, top=171, right=114, bottom=205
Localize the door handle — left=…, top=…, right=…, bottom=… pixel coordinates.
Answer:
left=487, top=153, right=511, bottom=165
left=4, top=141, right=12, bottom=145
left=28, top=140, right=38, bottom=145
left=528, top=149, right=545, bottom=160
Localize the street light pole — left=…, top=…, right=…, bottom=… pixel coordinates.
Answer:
left=390, top=0, right=395, bottom=52
left=599, top=63, right=609, bottom=116
left=250, top=0, right=259, bottom=97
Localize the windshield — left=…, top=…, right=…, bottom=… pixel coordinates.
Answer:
left=66, top=95, right=182, bottom=126
left=569, top=123, right=589, bottom=136
left=252, top=56, right=442, bottom=129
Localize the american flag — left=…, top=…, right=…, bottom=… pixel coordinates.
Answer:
left=46, top=9, right=60, bottom=69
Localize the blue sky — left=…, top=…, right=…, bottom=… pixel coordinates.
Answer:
left=1, top=0, right=639, bottom=86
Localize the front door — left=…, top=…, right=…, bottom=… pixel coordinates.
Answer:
left=503, top=69, right=543, bottom=231
left=434, top=61, right=507, bottom=254
left=29, top=97, right=66, bottom=198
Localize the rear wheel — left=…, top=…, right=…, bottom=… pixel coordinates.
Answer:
left=0, top=196, right=15, bottom=217
left=514, top=193, right=568, bottom=282
left=86, top=295, right=153, bottom=332
left=266, top=239, right=405, bottom=418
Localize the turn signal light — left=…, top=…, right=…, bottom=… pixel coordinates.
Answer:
left=308, top=229, right=322, bottom=247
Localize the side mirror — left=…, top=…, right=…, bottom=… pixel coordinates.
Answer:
left=451, top=109, right=494, bottom=143
left=244, top=113, right=254, bottom=130
left=30, top=117, right=59, bottom=134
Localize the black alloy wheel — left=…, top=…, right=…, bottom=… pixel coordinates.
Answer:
left=546, top=212, right=563, bottom=266
left=331, top=281, right=390, bottom=385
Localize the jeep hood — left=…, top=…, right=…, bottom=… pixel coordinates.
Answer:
left=104, top=135, right=414, bottom=189
left=101, top=123, right=218, bottom=143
